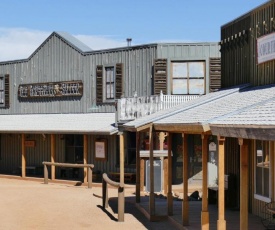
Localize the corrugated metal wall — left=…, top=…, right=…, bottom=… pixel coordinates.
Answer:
left=0, top=35, right=158, bottom=114
left=156, top=43, right=220, bottom=94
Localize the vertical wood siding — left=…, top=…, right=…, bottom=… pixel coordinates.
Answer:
left=221, top=1, right=275, bottom=87
left=0, top=133, right=124, bottom=176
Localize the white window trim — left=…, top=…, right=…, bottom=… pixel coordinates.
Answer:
left=254, top=140, right=272, bottom=202
left=103, top=65, right=116, bottom=103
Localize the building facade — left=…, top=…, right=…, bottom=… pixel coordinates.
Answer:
left=0, top=31, right=220, bottom=182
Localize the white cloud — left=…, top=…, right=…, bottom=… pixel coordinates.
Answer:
left=0, top=27, right=129, bottom=62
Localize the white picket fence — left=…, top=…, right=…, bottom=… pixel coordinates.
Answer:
left=117, top=91, right=201, bottom=122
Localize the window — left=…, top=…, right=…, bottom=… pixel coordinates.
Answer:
left=105, top=67, right=115, bottom=100
left=96, top=63, right=123, bottom=104
left=171, top=61, right=205, bottom=95
left=255, top=140, right=270, bottom=202
left=0, top=74, right=9, bottom=108
left=65, top=135, right=83, bottom=163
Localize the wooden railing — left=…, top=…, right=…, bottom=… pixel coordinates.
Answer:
left=42, top=162, right=94, bottom=188
left=116, top=91, right=201, bottom=123
left=102, top=173, right=124, bottom=222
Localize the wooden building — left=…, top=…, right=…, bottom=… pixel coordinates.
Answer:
left=122, top=1, right=275, bottom=229
left=0, top=31, right=220, bottom=183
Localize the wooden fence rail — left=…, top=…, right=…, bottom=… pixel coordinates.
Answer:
left=42, top=162, right=94, bottom=188
left=102, top=173, right=124, bottom=222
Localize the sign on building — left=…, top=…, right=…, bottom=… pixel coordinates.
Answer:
left=257, top=32, right=275, bottom=64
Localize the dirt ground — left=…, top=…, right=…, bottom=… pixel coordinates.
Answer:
left=0, top=176, right=179, bottom=230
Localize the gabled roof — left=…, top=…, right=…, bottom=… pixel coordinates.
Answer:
left=123, top=84, right=250, bottom=132
left=0, top=113, right=117, bottom=135
left=0, top=31, right=93, bottom=63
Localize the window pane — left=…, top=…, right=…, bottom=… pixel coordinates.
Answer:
left=106, top=83, right=114, bottom=99
left=106, top=67, right=114, bottom=83
left=264, top=168, right=270, bottom=197
left=189, top=79, right=204, bottom=94
left=189, top=62, right=205, bottom=78
left=172, top=63, right=187, bottom=78
left=256, top=167, right=262, bottom=194
left=255, top=140, right=270, bottom=198
left=172, top=79, right=187, bottom=94
left=0, top=92, right=4, bottom=104
left=0, top=77, right=4, bottom=90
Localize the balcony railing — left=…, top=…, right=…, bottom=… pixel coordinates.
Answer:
left=116, top=91, right=201, bottom=124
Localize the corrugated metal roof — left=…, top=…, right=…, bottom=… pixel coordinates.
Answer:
left=123, top=84, right=250, bottom=131
left=55, top=31, right=93, bottom=52
left=0, top=113, right=117, bottom=135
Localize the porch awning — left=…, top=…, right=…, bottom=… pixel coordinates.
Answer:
left=0, top=113, right=118, bottom=135
left=123, top=84, right=249, bottom=132
left=210, top=97, right=275, bottom=140
left=153, top=84, right=275, bottom=135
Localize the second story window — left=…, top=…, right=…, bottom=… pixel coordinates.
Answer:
left=171, top=61, right=205, bottom=95
left=96, top=63, right=123, bottom=104
left=105, top=67, right=115, bottom=100
left=0, top=74, right=9, bottom=108
left=0, top=76, right=5, bottom=104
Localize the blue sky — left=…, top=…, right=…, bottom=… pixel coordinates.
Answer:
left=0, top=0, right=267, bottom=61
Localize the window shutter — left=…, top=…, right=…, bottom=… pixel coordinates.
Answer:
left=5, top=74, right=9, bottom=108
left=96, top=65, right=103, bottom=104
left=154, top=59, right=167, bottom=95
left=115, top=63, right=123, bottom=99
left=209, top=58, right=221, bottom=92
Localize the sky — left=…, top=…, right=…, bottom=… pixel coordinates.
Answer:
left=0, top=0, right=268, bottom=61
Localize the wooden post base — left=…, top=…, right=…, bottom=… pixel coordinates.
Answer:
left=201, top=211, right=209, bottom=230
left=217, top=219, right=226, bottom=230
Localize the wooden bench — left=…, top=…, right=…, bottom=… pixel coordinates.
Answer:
left=109, top=172, right=136, bottom=183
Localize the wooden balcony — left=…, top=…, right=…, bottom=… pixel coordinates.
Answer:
left=116, top=91, right=201, bottom=124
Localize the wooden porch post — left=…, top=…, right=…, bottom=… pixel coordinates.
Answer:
left=51, top=134, right=56, bottom=180
left=201, top=134, right=209, bottom=230
left=167, top=132, right=173, bottom=216
left=140, top=158, right=145, bottom=192
left=159, top=132, right=168, bottom=194
left=149, top=126, right=155, bottom=216
left=119, top=132, right=125, bottom=218
left=217, top=136, right=226, bottom=230
left=21, top=134, right=26, bottom=178
left=136, top=131, right=141, bottom=203
left=183, top=133, right=189, bottom=225
left=239, top=138, right=248, bottom=230
left=83, top=134, right=88, bottom=183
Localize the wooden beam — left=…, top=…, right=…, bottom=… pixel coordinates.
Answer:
left=140, top=158, right=145, bottom=192
left=201, top=134, right=209, bottom=230
left=51, top=134, right=56, bottom=180
left=136, top=132, right=141, bottom=203
left=83, top=134, right=88, bottom=183
left=120, top=133, right=125, bottom=185
left=217, top=135, right=226, bottom=230
left=239, top=138, right=248, bottom=230
left=183, top=133, right=189, bottom=226
left=21, top=134, right=26, bottom=178
left=149, top=126, right=155, bottom=216
left=167, top=133, right=173, bottom=216
left=119, top=133, right=125, bottom=219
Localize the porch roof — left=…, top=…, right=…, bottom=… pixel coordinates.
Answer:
left=210, top=96, right=275, bottom=140
left=153, top=84, right=275, bottom=135
left=123, top=84, right=249, bottom=132
left=0, top=113, right=117, bottom=135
